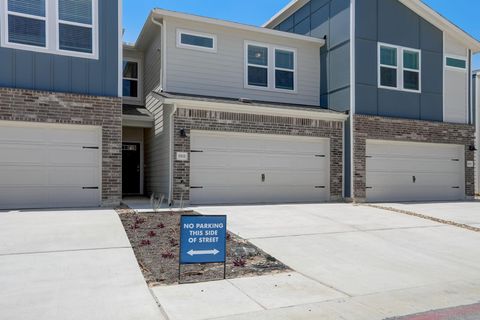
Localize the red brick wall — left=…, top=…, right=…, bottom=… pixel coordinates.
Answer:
left=353, top=114, right=475, bottom=200
left=0, top=87, right=122, bottom=206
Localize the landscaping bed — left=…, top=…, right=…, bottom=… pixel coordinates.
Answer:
left=116, top=205, right=290, bottom=286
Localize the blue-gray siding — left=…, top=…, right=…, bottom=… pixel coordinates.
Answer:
left=0, top=0, right=119, bottom=97
left=355, top=0, right=443, bottom=121
left=275, top=0, right=351, bottom=112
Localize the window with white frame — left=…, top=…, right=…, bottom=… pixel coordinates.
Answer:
left=58, top=0, right=94, bottom=53
left=176, top=29, right=216, bottom=52
left=1, top=0, right=98, bottom=59
left=445, top=56, right=467, bottom=71
left=275, top=49, right=295, bottom=90
left=245, top=42, right=296, bottom=92
left=378, top=43, right=421, bottom=92
left=123, top=59, right=139, bottom=99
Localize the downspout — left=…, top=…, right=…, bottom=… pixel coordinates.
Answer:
left=151, top=15, right=165, bottom=91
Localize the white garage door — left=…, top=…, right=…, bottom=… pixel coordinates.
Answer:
left=366, top=140, right=465, bottom=202
left=0, top=121, right=101, bottom=209
left=190, top=131, right=330, bottom=205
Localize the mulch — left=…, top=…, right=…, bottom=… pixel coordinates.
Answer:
left=115, top=205, right=290, bottom=286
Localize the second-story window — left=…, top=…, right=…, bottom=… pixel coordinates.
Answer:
left=247, top=44, right=269, bottom=87
left=378, top=43, right=421, bottom=93
left=275, top=49, right=295, bottom=90
left=123, top=60, right=139, bottom=99
left=177, top=29, right=216, bottom=52
left=58, top=0, right=94, bottom=53
left=1, top=0, right=98, bottom=59
left=245, top=42, right=296, bottom=92
left=7, top=0, right=47, bottom=47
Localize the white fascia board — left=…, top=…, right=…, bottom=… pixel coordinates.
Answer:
left=263, top=0, right=307, bottom=28
left=399, top=0, right=480, bottom=52
left=152, top=8, right=324, bottom=45
left=162, top=98, right=348, bottom=122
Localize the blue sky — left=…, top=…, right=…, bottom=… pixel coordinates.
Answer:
left=123, top=0, right=480, bottom=69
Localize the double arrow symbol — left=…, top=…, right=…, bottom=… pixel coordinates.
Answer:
left=187, top=249, right=220, bottom=256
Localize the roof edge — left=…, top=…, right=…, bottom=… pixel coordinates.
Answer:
left=157, top=96, right=348, bottom=122
left=263, top=0, right=480, bottom=52
left=152, top=8, right=324, bottom=45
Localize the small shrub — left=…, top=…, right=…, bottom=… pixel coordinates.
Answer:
left=148, top=230, right=157, bottom=237
left=233, top=257, right=247, bottom=267
left=130, top=223, right=139, bottom=230
left=161, top=251, right=175, bottom=259
left=140, top=239, right=151, bottom=246
left=135, top=217, right=146, bottom=224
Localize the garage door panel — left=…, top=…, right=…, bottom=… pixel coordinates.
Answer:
left=368, top=172, right=463, bottom=187
left=191, top=170, right=263, bottom=187
left=49, top=148, right=99, bottom=166
left=367, top=158, right=462, bottom=173
left=190, top=131, right=330, bottom=204
left=0, top=121, right=101, bottom=209
left=0, top=144, right=47, bottom=164
left=0, top=167, right=48, bottom=186
left=366, top=140, right=465, bottom=202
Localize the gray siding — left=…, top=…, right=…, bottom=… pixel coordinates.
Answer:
left=144, top=97, right=171, bottom=198
left=355, top=0, right=443, bottom=121
left=0, top=0, right=119, bottom=97
left=164, top=17, right=321, bottom=106
left=275, top=0, right=351, bottom=112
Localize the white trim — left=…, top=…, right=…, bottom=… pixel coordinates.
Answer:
left=153, top=9, right=324, bottom=46
left=349, top=0, right=356, bottom=199
left=162, top=19, right=167, bottom=91
left=122, top=57, right=143, bottom=104
left=244, top=41, right=298, bottom=94
left=176, top=28, right=217, bottom=53
left=1, top=0, right=99, bottom=59
left=161, top=98, right=349, bottom=122
left=444, top=54, right=468, bottom=72
left=377, top=42, right=421, bottom=93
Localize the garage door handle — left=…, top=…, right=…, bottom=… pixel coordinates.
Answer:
left=412, top=176, right=416, bottom=183
left=83, top=146, right=99, bottom=149
left=82, top=187, right=99, bottom=190
left=261, top=173, right=265, bottom=182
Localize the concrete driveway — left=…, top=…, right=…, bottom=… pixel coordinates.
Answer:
left=0, top=209, right=164, bottom=320
left=376, top=201, right=480, bottom=228
left=182, top=203, right=480, bottom=319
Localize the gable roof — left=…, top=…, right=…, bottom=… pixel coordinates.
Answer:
left=263, top=0, right=480, bottom=52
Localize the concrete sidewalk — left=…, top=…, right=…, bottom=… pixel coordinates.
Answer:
left=168, top=203, right=480, bottom=320
left=0, top=209, right=165, bottom=320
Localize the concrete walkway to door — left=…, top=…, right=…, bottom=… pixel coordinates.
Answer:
left=0, top=208, right=165, bottom=320
left=160, top=203, right=480, bottom=320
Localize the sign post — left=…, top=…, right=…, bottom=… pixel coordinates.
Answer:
left=179, top=215, right=227, bottom=282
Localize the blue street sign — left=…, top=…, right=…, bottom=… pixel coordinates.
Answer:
left=180, top=215, right=227, bottom=264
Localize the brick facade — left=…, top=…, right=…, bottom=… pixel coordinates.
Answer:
left=353, top=114, right=476, bottom=201
left=0, top=87, right=122, bottom=207
left=172, top=107, right=344, bottom=202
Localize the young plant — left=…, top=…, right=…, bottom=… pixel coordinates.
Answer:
left=148, top=230, right=157, bottom=237
left=140, top=239, right=151, bottom=246
left=233, top=257, right=247, bottom=267
left=161, top=251, right=175, bottom=259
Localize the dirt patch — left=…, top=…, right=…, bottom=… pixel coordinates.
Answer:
left=116, top=205, right=290, bottom=286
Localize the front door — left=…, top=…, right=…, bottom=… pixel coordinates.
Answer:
left=122, top=142, right=141, bottom=194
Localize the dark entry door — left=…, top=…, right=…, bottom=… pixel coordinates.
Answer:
left=122, top=143, right=140, bottom=194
